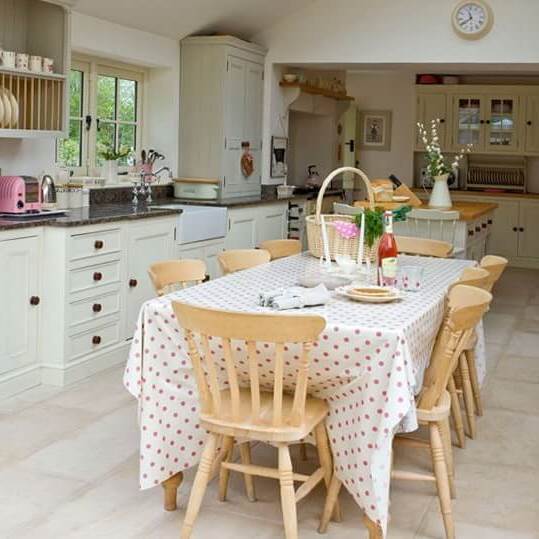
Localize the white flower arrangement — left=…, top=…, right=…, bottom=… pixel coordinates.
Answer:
left=417, top=119, right=472, bottom=178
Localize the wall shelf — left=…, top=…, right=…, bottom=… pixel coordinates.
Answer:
left=0, top=67, right=66, bottom=81
left=279, top=81, right=353, bottom=101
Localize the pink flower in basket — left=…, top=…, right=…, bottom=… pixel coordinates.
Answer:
left=332, top=220, right=359, bottom=239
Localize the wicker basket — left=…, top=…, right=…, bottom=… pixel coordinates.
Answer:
left=306, top=166, right=380, bottom=262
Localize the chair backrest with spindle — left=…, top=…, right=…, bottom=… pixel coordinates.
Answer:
left=405, top=208, right=460, bottom=245
left=418, top=284, right=492, bottom=411
left=172, top=301, right=326, bottom=429
left=479, top=255, right=508, bottom=292
left=259, top=239, right=302, bottom=260
left=218, top=249, right=271, bottom=275
left=148, top=259, right=207, bottom=296
left=396, top=235, right=453, bottom=258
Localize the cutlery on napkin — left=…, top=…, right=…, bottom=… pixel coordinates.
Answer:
left=258, top=284, right=330, bottom=310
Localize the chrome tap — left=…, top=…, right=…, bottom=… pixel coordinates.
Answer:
left=132, top=166, right=173, bottom=204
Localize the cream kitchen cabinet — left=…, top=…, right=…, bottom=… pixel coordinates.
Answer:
left=524, top=96, right=539, bottom=153
left=225, top=203, right=289, bottom=251
left=125, top=220, right=175, bottom=338
left=415, top=93, right=449, bottom=149
left=517, top=201, right=539, bottom=259
left=0, top=231, right=42, bottom=395
left=180, top=36, right=266, bottom=199
left=178, top=238, right=225, bottom=280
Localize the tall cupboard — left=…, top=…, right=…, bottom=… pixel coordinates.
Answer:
left=179, top=36, right=266, bottom=198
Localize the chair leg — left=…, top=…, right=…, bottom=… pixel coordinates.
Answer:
left=447, top=375, right=466, bottom=448
left=162, top=472, right=183, bottom=511
left=278, top=445, right=298, bottom=539
left=218, top=435, right=234, bottom=502
left=459, top=353, right=476, bottom=439
left=439, top=417, right=456, bottom=499
left=466, top=349, right=483, bottom=416
left=239, top=442, right=256, bottom=502
left=181, top=433, right=218, bottom=539
left=429, top=423, right=455, bottom=539
left=318, top=475, right=342, bottom=534
left=314, top=422, right=342, bottom=522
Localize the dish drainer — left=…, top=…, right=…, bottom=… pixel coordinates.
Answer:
left=465, top=155, right=527, bottom=192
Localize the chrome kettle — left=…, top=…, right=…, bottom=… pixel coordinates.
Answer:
left=41, top=174, right=57, bottom=208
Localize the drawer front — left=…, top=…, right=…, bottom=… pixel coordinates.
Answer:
left=67, top=319, right=121, bottom=362
left=69, top=260, right=121, bottom=295
left=69, top=228, right=121, bottom=262
left=68, top=290, right=121, bottom=328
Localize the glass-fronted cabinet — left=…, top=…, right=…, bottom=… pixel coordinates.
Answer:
left=485, top=96, right=519, bottom=152
left=454, top=96, right=483, bottom=148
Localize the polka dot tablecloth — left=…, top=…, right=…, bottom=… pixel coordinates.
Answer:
left=124, top=254, right=484, bottom=536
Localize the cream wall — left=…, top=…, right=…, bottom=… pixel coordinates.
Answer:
left=0, top=11, right=180, bottom=177
left=346, top=71, right=416, bottom=184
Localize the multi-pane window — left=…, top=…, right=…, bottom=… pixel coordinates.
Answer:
left=57, top=57, right=144, bottom=173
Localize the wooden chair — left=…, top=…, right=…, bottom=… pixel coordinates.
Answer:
left=259, top=239, right=302, bottom=260
left=480, top=255, right=509, bottom=293
left=172, top=302, right=339, bottom=539
left=218, top=249, right=271, bottom=275
left=404, top=208, right=462, bottom=255
left=447, top=267, right=490, bottom=445
left=396, top=235, right=454, bottom=258
left=320, top=285, right=493, bottom=539
left=148, top=259, right=207, bottom=296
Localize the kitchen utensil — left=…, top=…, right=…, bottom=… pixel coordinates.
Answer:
left=277, top=184, right=295, bottom=198
left=0, top=176, right=42, bottom=213
left=41, top=174, right=57, bottom=210
left=1, top=88, right=18, bottom=128
left=283, top=74, right=297, bottom=83
left=0, top=89, right=11, bottom=128
left=16, top=53, right=29, bottom=70
left=141, top=149, right=146, bottom=164
left=174, top=178, right=220, bottom=200
left=30, top=55, right=42, bottom=72
left=42, top=57, right=54, bottom=73
left=305, top=164, right=321, bottom=187
left=335, top=285, right=402, bottom=303
left=398, top=266, right=424, bottom=292
left=0, top=91, right=4, bottom=128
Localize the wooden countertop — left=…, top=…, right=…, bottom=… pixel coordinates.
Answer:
left=353, top=199, right=497, bottom=222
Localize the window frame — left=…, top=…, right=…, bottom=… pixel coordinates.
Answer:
left=57, top=55, right=145, bottom=175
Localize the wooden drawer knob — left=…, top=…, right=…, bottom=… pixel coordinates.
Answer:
left=92, top=335, right=102, bottom=345
left=93, top=272, right=103, bottom=281
left=468, top=230, right=474, bottom=237
left=92, top=303, right=102, bottom=313
left=475, top=226, right=481, bottom=232
left=94, top=240, right=104, bottom=250
left=488, top=219, right=493, bottom=225
left=513, top=227, right=518, bottom=232
left=481, top=223, right=486, bottom=229
left=129, top=278, right=138, bottom=288
left=29, top=296, right=40, bottom=306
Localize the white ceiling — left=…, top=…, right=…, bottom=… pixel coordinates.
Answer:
left=73, top=0, right=314, bottom=41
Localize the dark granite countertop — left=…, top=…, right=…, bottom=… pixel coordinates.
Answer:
left=0, top=204, right=181, bottom=231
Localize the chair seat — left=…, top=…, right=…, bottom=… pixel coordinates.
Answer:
left=417, top=390, right=451, bottom=423
left=201, top=389, right=329, bottom=443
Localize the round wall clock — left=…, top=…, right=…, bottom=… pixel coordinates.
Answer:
left=452, top=0, right=494, bottom=40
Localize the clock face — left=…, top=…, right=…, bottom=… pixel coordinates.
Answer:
left=452, top=1, right=493, bottom=39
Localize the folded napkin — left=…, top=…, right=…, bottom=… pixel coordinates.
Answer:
left=258, top=284, right=330, bottom=310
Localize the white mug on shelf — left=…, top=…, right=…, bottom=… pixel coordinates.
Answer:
left=16, top=53, right=29, bottom=70
left=42, top=57, right=54, bottom=73
left=2, top=50, right=16, bottom=69
left=30, top=55, right=42, bottom=72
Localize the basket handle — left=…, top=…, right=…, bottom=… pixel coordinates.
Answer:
left=315, top=166, right=375, bottom=223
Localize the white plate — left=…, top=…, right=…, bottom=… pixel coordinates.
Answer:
left=0, top=89, right=12, bottom=128
left=335, top=285, right=403, bottom=303
left=392, top=195, right=410, bottom=202
left=6, top=88, right=18, bottom=128
left=0, top=92, right=4, bottom=128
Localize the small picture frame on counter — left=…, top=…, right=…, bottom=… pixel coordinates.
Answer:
left=359, top=110, right=392, bottom=151
left=270, top=136, right=288, bottom=178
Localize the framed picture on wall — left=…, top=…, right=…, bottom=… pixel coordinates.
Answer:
left=359, top=110, right=392, bottom=151
left=270, top=136, right=288, bottom=178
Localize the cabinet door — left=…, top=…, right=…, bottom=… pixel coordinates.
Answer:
left=485, top=96, right=519, bottom=152
left=126, top=220, right=175, bottom=337
left=416, top=94, right=448, bottom=148
left=453, top=95, right=484, bottom=151
left=518, top=201, right=539, bottom=258
left=0, top=236, right=40, bottom=375
left=524, top=95, right=539, bottom=153
left=225, top=207, right=257, bottom=249
left=223, top=56, right=247, bottom=194
left=486, top=200, right=519, bottom=258
left=205, top=241, right=225, bottom=279
left=257, top=204, right=288, bottom=244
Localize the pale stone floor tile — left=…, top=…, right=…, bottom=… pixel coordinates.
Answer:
left=0, top=383, right=63, bottom=415
left=495, top=355, right=539, bottom=383
left=21, top=401, right=139, bottom=482
left=524, top=304, right=539, bottom=320
left=506, top=330, right=539, bottom=358
left=484, top=378, right=539, bottom=415
left=483, top=312, right=516, bottom=344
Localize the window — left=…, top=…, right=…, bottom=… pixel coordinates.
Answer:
left=57, top=57, right=144, bottom=173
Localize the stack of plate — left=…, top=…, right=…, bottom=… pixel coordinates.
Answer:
left=335, top=285, right=403, bottom=303
left=0, top=88, right=19, bottom=129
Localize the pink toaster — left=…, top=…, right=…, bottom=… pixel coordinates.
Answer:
left=0, top=176, right=42, bottom=213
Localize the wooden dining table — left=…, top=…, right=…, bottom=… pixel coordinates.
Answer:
left=124, top=253, right=485, bottom=538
